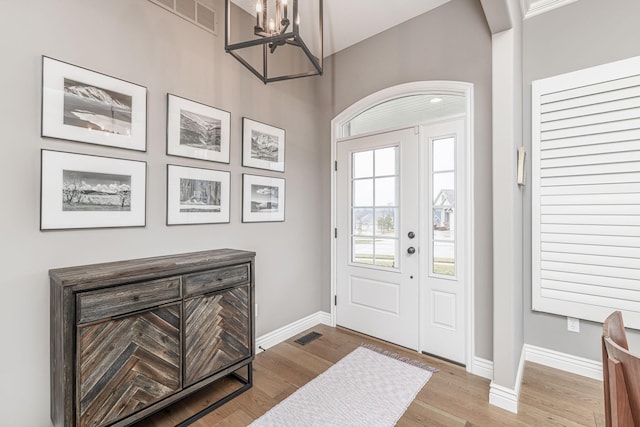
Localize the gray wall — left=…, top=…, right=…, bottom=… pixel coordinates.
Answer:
left=523, top=0, right=640, bottom=360
left=318, top=0, right=494, bottom=360
left=11, top=0, right=636, bottom=423
left=0, top=1, right=325, bottom=425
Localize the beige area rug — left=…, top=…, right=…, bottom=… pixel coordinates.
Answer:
left=249, top=345, right=436, bottom=427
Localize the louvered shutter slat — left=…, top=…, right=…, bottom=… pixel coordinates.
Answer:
left=532, top=56, right=640, bottom=328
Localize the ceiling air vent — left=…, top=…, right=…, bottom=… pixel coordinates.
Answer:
left=148, top=0, right=217, bottom=34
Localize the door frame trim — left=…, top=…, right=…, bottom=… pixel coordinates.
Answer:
left=330, top=81, right=475, bottom=371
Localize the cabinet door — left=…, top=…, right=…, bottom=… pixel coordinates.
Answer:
left=184, top=284, right=251, bottom=386
left=76, top=303, right=181, bottom=427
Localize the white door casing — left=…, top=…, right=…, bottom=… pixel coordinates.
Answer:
left=330, top=81, right=475, bottom=371
left=336, top=127, right=420, bottom=350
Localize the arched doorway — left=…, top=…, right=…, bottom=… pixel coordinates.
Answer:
left=330, top=81, right=475, bottom=367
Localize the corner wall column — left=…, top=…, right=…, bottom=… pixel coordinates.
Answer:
left=481, top=0, right=525, bottom=414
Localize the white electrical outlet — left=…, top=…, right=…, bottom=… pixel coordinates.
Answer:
left=567, top=317, right=580, bottom=333
left=255, top=303, right=258, bottom=317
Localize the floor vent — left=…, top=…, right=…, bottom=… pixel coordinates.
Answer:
left=295, top=332, right=322, bottom=346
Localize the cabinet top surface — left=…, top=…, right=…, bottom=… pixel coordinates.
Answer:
left=49, top=248, right=255, bottom=287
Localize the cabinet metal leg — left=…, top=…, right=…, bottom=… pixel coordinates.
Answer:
left=175, top=363, right=253, bottom=427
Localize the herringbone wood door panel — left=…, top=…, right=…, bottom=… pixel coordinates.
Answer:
left=77, top=303, right=181, bottom=427
left=184, top=285, right=250, bottom=386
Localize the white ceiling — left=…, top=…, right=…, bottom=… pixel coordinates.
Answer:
left=231, top=0, right=452, bottom=57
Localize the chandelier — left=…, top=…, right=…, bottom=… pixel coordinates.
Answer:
left=225, top=0, right=323, bottom=84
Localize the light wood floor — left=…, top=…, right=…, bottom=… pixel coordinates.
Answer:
left=137, top=324, right=605, bottom=426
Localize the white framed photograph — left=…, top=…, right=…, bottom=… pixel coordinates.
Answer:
left=167, top=165, right=230, bottom=225
left=167, top=94, right=231, bottom=163
left=242, top=174, right=285, bottom=223
left=242, top=117, right=285, bottom=172
left=41, top=150, right=146, bottom=230
left=41, top=56, right=147, bottom=151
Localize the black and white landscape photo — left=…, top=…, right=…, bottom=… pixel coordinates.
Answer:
left=166, top=165, right=230, bottom=225
left=166, top=95, right=230, bottom=163
left=242, top=118, right=285, bottom=172
left=179, top=178, right=221, bottom=213
left=179, top=109, right=222, bottom=152
left=251, top=130, right=279, bottom=162
left=242, top=174, right=285, bottom=222
left=41, top=149, right=147, bottom=229
left=63, top=78, right=132, bottom=135
left=62, top=170, right=131, bottom=211
left=250, top=184, right=279, bottom=212
left=42, top=57, right=147, bottom=150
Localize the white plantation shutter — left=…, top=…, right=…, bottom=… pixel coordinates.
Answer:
left=532, top=56, right=640, bottom=329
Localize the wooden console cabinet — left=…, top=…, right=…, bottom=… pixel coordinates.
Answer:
left=50, top=249, right=255, bottom=427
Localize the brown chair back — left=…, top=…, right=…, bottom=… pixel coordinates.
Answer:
left=602, top=311, right=639, bottom=427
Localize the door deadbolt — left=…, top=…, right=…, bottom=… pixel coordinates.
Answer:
left=408, top=231, right=415, bottom=239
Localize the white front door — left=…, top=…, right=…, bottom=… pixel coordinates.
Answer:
left=420, top=119, right=466, bottom=364
left=336, top=127, right=420, bottom=350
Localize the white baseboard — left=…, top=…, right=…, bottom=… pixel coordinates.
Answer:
left=256, top=311, right=332, bottom=351
left=489, top=344, right=525, bottom=414
left=488, top=343, right=602, bottom=414
left=523, top=344, right=602, bottom=381
left=489, top=382, right=519, bottom=414
left=470, top=356, right=493, bottom=380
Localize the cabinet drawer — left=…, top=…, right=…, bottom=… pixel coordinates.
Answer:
left=77, top=276, right=181, bottom=324
left=184, top=264, right=250, bottom=297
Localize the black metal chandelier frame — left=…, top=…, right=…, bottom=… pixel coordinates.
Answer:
left=224, top=0, right=323, bottom=84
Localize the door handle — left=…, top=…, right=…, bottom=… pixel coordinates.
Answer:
left=407, top=247, right=416, bottom=255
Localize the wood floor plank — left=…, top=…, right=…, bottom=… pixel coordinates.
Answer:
left=251, top=347, right=319, bottom=388
left=398, top=399, right=467, bottom=426
left=133, top=325, right=605, bottom=426
left=248, top=360, right=297, bottom=399
left=213, top=410, right=255, bottom=427
left=268, top=341, right=333, bottom=374
left=233, top=387, right=280, bottom=420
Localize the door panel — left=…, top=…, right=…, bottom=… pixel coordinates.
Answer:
left=421, top=119, right=466, bottom=364
left=431, top=290, right=457, bottom=329
left=350, top=276, right=400, bottom=315
left=336, top=127, right=419, bottom=350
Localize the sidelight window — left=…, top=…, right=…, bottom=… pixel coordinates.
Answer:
left=431, top=136, right=456, bottom=277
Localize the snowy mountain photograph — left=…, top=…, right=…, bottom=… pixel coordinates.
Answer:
left=179, top=109, right=222, bottom=152
left=241, top=118, right=284, bottom=172
left=251, top=129, right=279, bottom=162
left=63, top=78, right=132, bottom=135
left=62, top=169, right=132, bottom=211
